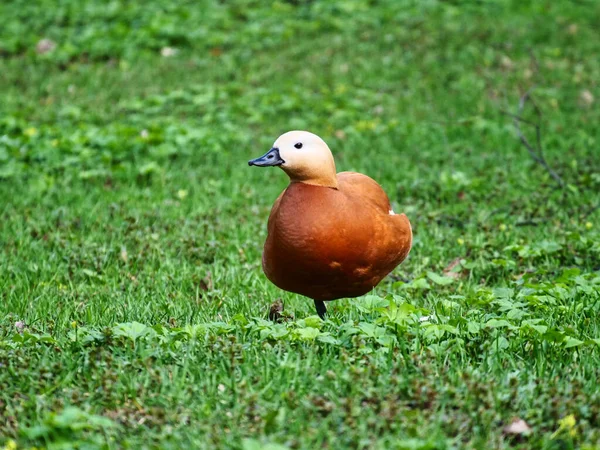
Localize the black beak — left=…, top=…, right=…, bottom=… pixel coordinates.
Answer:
left=248, top=147, right=285, bottom=167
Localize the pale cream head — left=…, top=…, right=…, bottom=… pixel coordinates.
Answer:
left=273, top=131, right=338, bottom=188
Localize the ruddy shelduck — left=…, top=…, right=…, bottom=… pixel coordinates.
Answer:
left=249, top=131, right=412, bottom=318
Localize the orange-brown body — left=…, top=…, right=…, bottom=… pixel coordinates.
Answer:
left=262, top=172, right=412, bottom=301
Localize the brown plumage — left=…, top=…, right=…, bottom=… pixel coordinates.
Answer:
left=249, top=131, right=412, bottom=318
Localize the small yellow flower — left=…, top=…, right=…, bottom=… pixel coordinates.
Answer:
left=335, top=84, right=347, bottom=95
left=457, top=238, right=465, bottom=246
left=499, top=224, right=507, bottom=231
left=176, top=189, right=188, bottom=200
left=70, top=321, right=77, bottom=329
left=551, top=414, right=577, bottom=439
left=561, top=414, right=576, bottom=428
left=355, top=120, right=377, bottom=131
left=24, top=127, right=38, bottom=137
left=3, top=439, right=17, bottom=450
left=585, top=222, right=593, bottom=230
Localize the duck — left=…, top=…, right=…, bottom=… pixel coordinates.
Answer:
left=248, top=131, right=412, bottom=319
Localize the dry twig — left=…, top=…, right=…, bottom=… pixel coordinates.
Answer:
left=503, top=92, right=565, bottom=188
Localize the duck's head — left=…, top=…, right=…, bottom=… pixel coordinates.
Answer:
left=248, top=131, right=338, bottom=189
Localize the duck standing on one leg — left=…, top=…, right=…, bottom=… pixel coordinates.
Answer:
left=248, top=131, right=412, bottom=319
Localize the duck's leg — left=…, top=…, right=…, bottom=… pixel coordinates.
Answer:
left=314, top=300, right=327, bottom=319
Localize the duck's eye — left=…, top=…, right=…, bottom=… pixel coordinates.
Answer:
left=294, top=142, right=303, bottom=149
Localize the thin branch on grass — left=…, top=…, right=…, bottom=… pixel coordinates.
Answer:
left=583, top=202, right=600, bottom=219
left=515, top=219, right=540, bottom=227
left=502, top=91, right=565, bottom=188
left=528, top=49, right=540, bottom=75
left=481, top=205, right=513, bottom=223
left=436, top=215, right=466, bottom=229
left=499, top=111, right=537, bottom=128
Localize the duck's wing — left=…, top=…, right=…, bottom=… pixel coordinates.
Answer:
left=336, top=171, right=392, bottom=214
left=337, top=171, right=412, bottom=263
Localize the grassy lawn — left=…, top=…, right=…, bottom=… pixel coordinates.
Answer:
left=1, top=0, right=599, bottom=448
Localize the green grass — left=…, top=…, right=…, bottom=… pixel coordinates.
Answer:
left=1, top=0, right=600, bottom=448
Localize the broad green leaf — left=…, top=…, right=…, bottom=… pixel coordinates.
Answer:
left=82, top=268, right=99, bottom=278
left=303, top=316, right=323, bottom=329
left=317, top=334, right=341, bottom=345
left=485, top=319, right=515, bottom=329
left=541, top=330, right=567, bottom=343
left=467, top=321, right=482, bottom=334
left=426, top=271, right=454, bottom=285
left=506, top=309, right=528, bottom=320
left=564, top=337, right=584, bottom=348
left=491, top=336, right=509, bottom=351
left=537, top=240, right=562, bottom=254
left=68, top=327, right=104, bottom=344
left=521, top=323, right=548, bottom=335
left=493, top=288, right=514, bottom=299
left=440, top=299, right=461, bottom=310
left=112, top=322, right=151, bottom=342
left=356, top=295, right=388, bottom=312
left=408, top=278, right=431, bottom=289
left=295, top=327, right=321, bottom=341
left=358, top=322, right=387, bottom=338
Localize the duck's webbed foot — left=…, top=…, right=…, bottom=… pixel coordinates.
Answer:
left=314, top=299, right=327, bottom=320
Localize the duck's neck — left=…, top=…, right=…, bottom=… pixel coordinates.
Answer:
left=289, top=173, right=338, bottom=189
left=282, top=157, right=338, bottom=189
